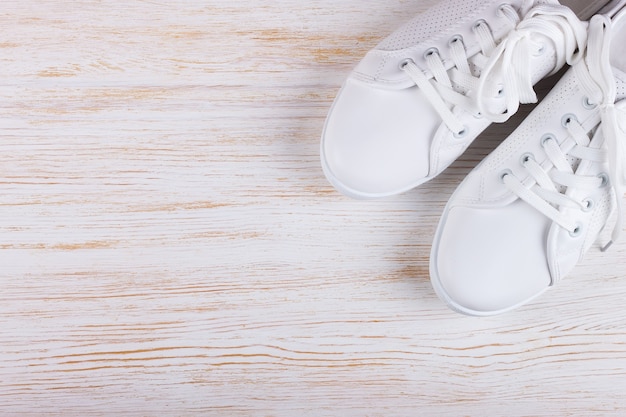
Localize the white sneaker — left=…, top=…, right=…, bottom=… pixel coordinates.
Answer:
left=321, top=0, right=593, bottom=199
left=430, top=4, right=626, bottom=316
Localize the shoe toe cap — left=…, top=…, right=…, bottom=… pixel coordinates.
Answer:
left=321, top=78, right=439, bottom=197
left=432, top=200, right=553, bottom=315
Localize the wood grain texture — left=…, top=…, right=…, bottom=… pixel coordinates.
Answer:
left=1, top=1, right=626, bottom=416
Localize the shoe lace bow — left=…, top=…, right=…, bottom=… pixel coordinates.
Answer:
left=401, top=2, right=588, bottom=135
left=503, top=15, right=626, bottom=251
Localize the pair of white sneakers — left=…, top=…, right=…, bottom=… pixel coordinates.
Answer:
left=320, top=0, right=626, bottom=315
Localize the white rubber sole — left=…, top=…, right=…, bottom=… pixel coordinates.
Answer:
left=319, top=140, right=436, bottom=200
left=319, top=92, right=436, bottom=199
left=428, top=183, right=551, bottom=317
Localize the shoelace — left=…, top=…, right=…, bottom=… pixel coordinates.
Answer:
left=401, top=2, right=588, bottom=136
left=503, top=15, right=626, bottom=250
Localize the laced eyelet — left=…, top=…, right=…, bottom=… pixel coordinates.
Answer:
left=541, top=133, right=556, bottom=147
left=582, top=198, right=594, bottom=212
left=473, top=19, right=488, bottom=31
left=499, top=169, right=512, bottom=183
left=448, top=35, right=463, bottom=46
left=423, top=47, right=439, bottom=59
left=582, top=96, right=598, bottom=110
left=497, top=3, right=512, bottom=17
left=399, top=58, right=415, bottom=70
left=496, top=84, right=504, bottom=98
left=520, top=153, right=534, bottom=165
left=533, top=43, right=546, bottom=56
left=598, top=172, right=609, bottom=187
left=561, top=113, right=578, bottom=128
left=454, top=126, right=469, bottom=139
left=569, top=223, right=583, bottom=238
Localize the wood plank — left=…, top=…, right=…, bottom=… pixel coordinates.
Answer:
left=1, top=1, right=626, bottom=416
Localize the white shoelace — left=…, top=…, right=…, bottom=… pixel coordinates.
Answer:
left=503, top=15, right=626, bottom=250
left=401, top=2, right=588, bottom=136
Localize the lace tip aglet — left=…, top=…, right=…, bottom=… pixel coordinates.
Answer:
left=601, top=240, right=614, bottom=252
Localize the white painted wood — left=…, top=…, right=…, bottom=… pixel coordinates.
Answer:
left=1, top=1, right=626, bottom=416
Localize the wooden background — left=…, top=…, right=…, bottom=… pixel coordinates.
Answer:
left=2, top=1, right=626, bottom=415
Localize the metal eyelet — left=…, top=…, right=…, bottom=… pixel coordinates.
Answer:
left=398, top=58, right=415, bottom=70
left=423, top=47, right=440, bottom=59
left=561, top=113, right=578, bottom=128
left=582, top=96, right=598, bottom=110
left=497, top=3, right=512, bottom=17
left=473, top=19, right=488, bottom=31
left=520, top=152, right=534, bottom=165
left=569, top=223, right=583, bottom=238
left=533, top=43, right=546, bottom=56
left=499, top=169, right=513, bottom=183
left=448, top=35, right=463, bottom=46
left=494, top=84, right=504, bottom=98
left=541, top=133, right=556, bottom=147
left=454, top=126, right=469, bottom=139
left=582, top=198, right=594, bottom=212
left=598, top=172, right=609, bottom=187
